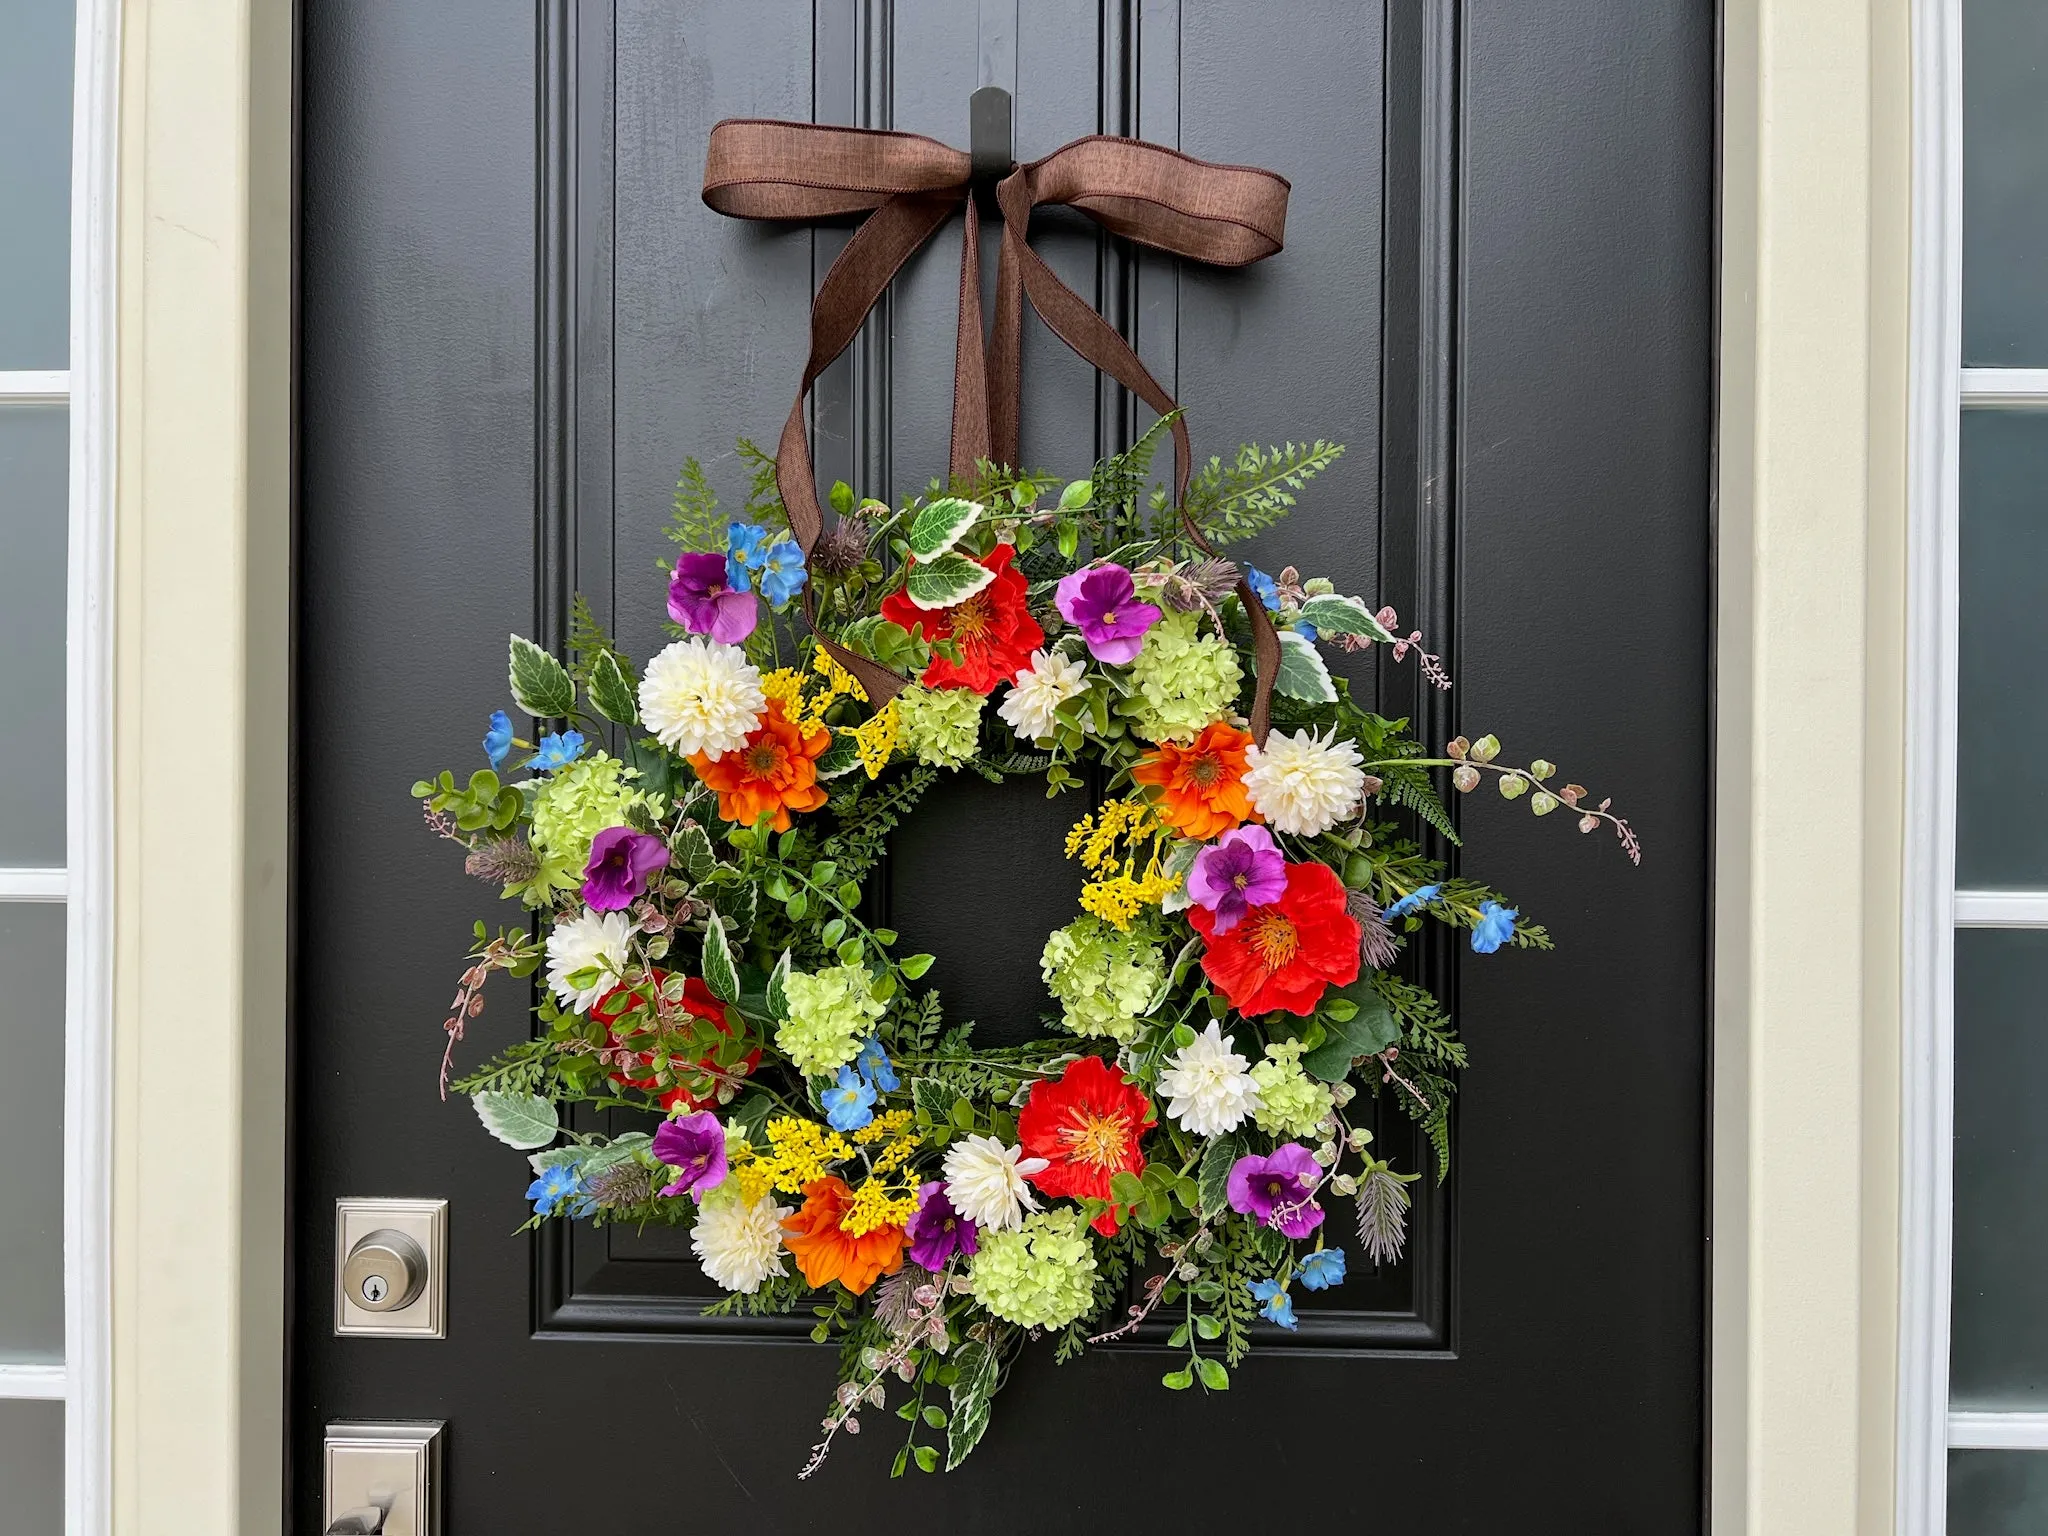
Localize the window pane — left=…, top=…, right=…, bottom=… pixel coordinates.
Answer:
left=0, top=0, right=73, bottom=369
left=1953, top=930, right=2048, bottom=1405
left=0, top=903, right=65, bottom=1362
left=1951, top=1450, right=2048, bottom=1535
left=0, top=406, right=67, bottom=867
left=1964, top=0, right=2048, bottom=364
left=1957, top=411, right=2048, bottom=887
left=0, top=1400, right=62, bottom=1535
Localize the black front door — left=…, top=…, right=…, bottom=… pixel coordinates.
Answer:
left=295, top=1, right=1712, bottom=1528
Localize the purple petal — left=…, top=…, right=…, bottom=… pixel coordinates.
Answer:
left=705, top=589, right=759, bottom=644
left=1083, top=628, right=1148, bottom=665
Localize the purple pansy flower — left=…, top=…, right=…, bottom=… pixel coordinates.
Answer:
left=1226, top=1143, right=1326, bottom=1239
left=581, top=826, right=671, bottom=912
left=667, top=550, right=759, bottom=645
left=904, top=1180, right=978, bottom=1270
left=1186, top=825, right=1288, bottom=934
left=652, top=1110, right=728, bottom=1201
left=1054, top=563, right=1162, bottom=664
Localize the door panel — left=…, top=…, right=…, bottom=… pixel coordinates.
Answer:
left=296, top=1, right=1710, bottom=1526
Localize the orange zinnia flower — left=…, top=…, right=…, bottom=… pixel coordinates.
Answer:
left=1130, top=721, right=1259, bottom=840
left=780, top=1177, right=906, bottom=1295
left=689, top=699, right=830, bottom=832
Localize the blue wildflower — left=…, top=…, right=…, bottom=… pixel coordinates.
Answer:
left=854, top=1036, right=899, bottom=1093
left=1470, top=900, right=1519, bottom=954
left=523, top=729, right=586, bottom=772
left=483, top=709, right=515, bottom=769
left=526, top=1164, right=594, bottom=1219
left=1296, top=1248, right=1347, bottom=1291
left=754, top=539, right=809, bottom=607
left=1248, top=1277, right=1298, bottom=1330
left=822, top=1064, right=877, bottom=1132
left=724, top=521, right=771, bottom=593
left=1381, top=883, right=1442, bottom=921
left=1244, top=565, right=1282, bottom=612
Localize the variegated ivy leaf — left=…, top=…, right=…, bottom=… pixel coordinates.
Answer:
left=815, top=732, right=864, bottom=780
left=765, top=949, right=793, bottom=1021
left=906, top=496, right=982, bottom=560
left=474, top=1089, right=560, bottom=1151
left=1298, top=593, right=1397, bottom=644
left=671, top=822, right=718, bottom=881
left=700, top=912, right=740, bottom=1003
left=905, top=551, right=996, bottom=611
left=587, top=649, right=639, bottom=725
left=508, top=633, right=576, bottom=719
left=1273, top=629, right=1337, bottom=703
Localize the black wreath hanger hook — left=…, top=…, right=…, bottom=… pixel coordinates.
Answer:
left=969, top=85, right=1015, bottom=212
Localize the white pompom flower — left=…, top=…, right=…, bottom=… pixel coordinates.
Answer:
left=1156, top=1021, right=1263, bottom=1137
left=638, top=636, right=765, bottom=760
left=544, top=906, right=635, bottom=1013
left=996, top=648, right=1090, bottom=742
left=1242, top=726, right=1367, bottom=836
left=690, top=1184, right=792, bottom=1293
left=942, top=1134, right=1048, bottom=1232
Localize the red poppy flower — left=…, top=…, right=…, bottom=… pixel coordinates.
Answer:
left=1018, top=1056, right=1153, bottom=1235
left=880, top=543, right=1046, bottom=695
left=1189, top=860, right=1362, bottom=1017
left=591, top=972, right=759, bottom=1113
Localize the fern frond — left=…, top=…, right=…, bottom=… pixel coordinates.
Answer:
left=566, top=593, right=632, bottom=689
left=666, top=457, right=723, bottom=551
left=1169, top=439, right=1345, bottom=547
left=736, top=437, right=791, bottom=532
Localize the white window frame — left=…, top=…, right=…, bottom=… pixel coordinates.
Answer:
left=1901, top=0, right=2048, bottom=1527
left=0, top=1, right=119, bottom=1530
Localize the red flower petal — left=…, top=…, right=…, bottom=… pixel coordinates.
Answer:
left=1018, top=1056, right=1152, bottom=1234
left=880, top=544, right=1046, bottom=696
left=1190, top=861, right=1362, bottom=1017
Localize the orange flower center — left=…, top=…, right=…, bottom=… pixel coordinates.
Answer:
left=1243, top=909, right=1300, bottom=968
left=743, top=737, right=789, bottom=778
left=1184, top=750, right=1223, bottom=788
left=1058, top=1108, right=1132, bottom=1170
left=949, top=592, right=994, bottom=643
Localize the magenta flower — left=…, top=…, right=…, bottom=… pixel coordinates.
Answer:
left=1186, top=825, right=1288, bottom=934
left=652, top=1110, right=728, bottom=1201
left=582, top=826, right=671, bottom=911
left=1226, top=1143, right=1326, bottom=1239
left=667, top=551, right=759, bottom=645
left=904, top=1180, right=978, bottom=1269
left=1054, top=563, right=1162, bottom=664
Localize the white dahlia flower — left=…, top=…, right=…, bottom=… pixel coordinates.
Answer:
left=638, top=637, right=765, bottom=760
left=1242, top=726, right=1367, bottom=836
left=544, top=906, right=635, bottom=1013
left=1156, top=1021, right=1263, bottom=1137
left=942, top=1134, right=1048, bottom=1233
left=996, top=648, right=1090, bottom=742
left=690, top=1185, right=791, bottom=1294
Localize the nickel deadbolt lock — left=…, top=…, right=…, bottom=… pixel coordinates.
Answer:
left=343, top=1228, right=427, bottom=1312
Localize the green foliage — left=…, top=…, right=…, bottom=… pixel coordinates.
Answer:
left=702, top=1271, right=809, bottom=1318
left=566, top=593, right=629, bottom=692
left=818, top=765, right=937, bottom=887
left=734, top=437, right=790, bottom=530
left=1165, top=438, right=1345, bottom=547
left=1374, top=761, right=1462, bottom=845
left=665, top=457, right=724, bottom=552
left=1089, top=411, right=1178, bottom=532
left=411, top=767, right=522, bottom=833
left=508, top=633, right=576, bottom=719
left=449, top=1038, right=561, bottom=1098
left=586, top=651, right=639, bottom=726
left=1369, top=971, right=1469, bottom=1176
left=944, top=1329, right=1012, bottom=1471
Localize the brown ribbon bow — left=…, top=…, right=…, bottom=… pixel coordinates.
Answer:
left=702, top=118, right=1292, bottom=740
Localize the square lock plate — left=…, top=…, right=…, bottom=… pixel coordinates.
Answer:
left=334, top=1197, right=448, bottom=1338
left=325, top=1421, right=443, bottom=1535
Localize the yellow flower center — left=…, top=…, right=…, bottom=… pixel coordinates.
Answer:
left=1244, top=909, right=1300, bottom=968
left=1058, top=1108, right=1132, bottom=1170
left=949, top=591, right=995, bottom=642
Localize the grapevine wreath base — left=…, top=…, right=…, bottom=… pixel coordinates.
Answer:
left=412, top=116, right=1637, bottom=1478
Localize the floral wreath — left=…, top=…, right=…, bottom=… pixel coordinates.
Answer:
left=412, top=118, right=1639, bottom=1478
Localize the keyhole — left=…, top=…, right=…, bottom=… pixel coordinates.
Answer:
left=360, top=1274, right=389, bottom=1305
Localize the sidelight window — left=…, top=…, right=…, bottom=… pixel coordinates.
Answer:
left=0, top=1, right=116, bottom=1532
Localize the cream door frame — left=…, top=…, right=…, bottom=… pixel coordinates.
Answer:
left=109, top=1, right=1912, bottom=1531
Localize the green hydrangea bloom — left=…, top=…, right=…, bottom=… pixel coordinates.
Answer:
left=1117, top=609, right=1243, bottom=744
left=528, top=753, right=663, bottom=891
left=895, top=683, right=984, bottom=769
left=1040, top=915, right=1166, bottom=1042
left=1250, top=1040, right=1336, bottom=1138
left=968, top=1208, right=1099, bottom=1329
left=776, top=963, right=886, bottom=1076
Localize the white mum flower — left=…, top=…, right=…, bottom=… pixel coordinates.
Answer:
left=544, top=906, right=634, bottom=1013
left=690, top=1185, right=791, bottom=1294
left=638, top=637, right=765, bottom=760
left=1242, top=726, right=1367, bottom=836
left=942, top=1134, right=1048, bottom=1232
left=1156, top=1021, right=1263, bottom=1137
left=996, top=648, right=1089, bottom=742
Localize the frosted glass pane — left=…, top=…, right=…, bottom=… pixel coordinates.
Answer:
left=1953, top=930, right=2048, bottom=1406
left=1951, top=1451, right=2048, bottom=1535
left=0, top=903, right=65, bottom=1362
left=0, top=1400, right=62, bottom=1535
left=0, top=0, right=73, bottom=368
left=1964, top=0, right=2048, bottom=364
left=1956, top=412, right=2048, bottom=888
left=0, top=406, right=67, bottom=867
